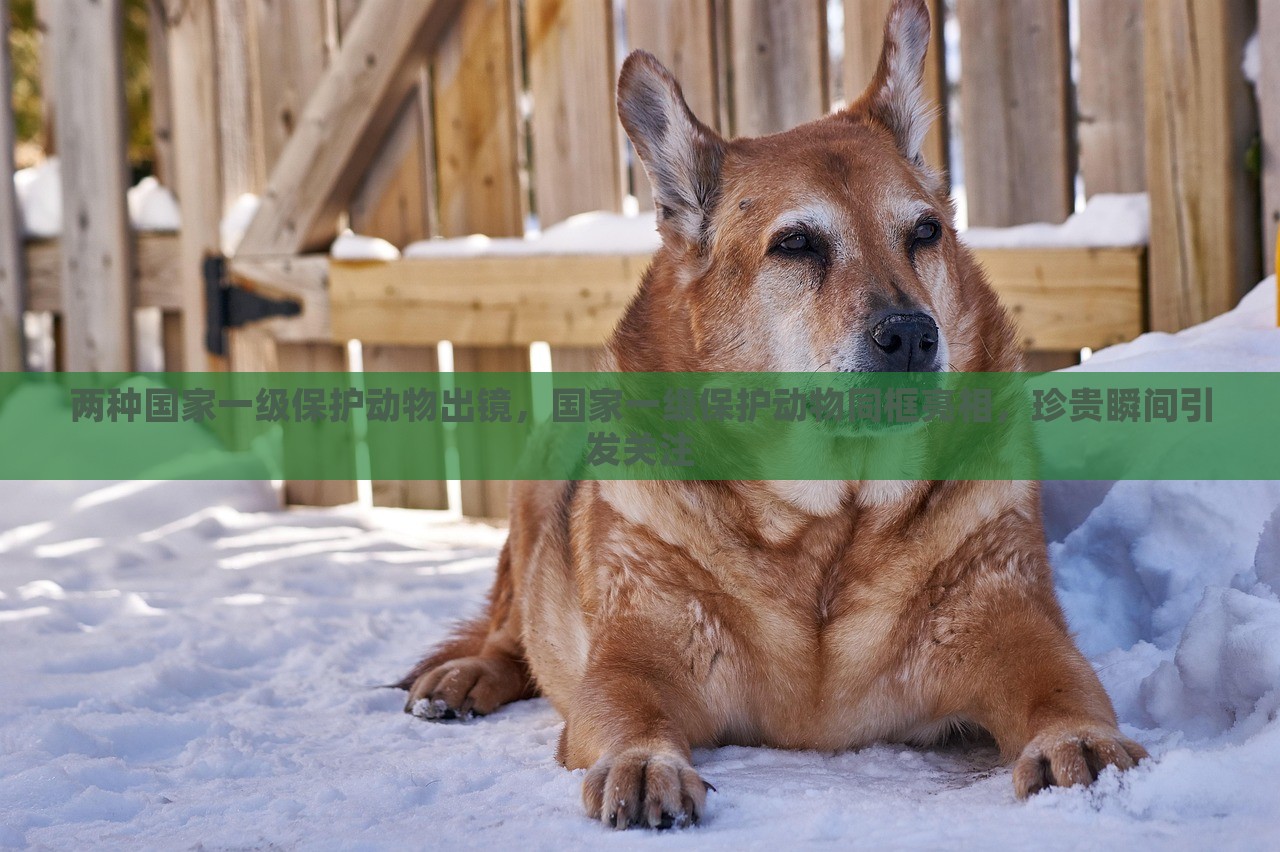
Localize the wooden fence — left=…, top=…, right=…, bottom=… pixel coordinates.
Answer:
left=1, top=0, right=1276, bottom=517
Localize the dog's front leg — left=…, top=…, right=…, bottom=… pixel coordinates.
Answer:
left=559, top=617, right=713, bottom=829
left=938, top=595, right=1148, bottom=798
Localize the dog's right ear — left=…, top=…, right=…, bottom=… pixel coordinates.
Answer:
left=618, top=51, right=725, bottom=247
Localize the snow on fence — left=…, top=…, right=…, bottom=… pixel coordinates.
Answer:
left=0, top=0, right=1277, bottom=516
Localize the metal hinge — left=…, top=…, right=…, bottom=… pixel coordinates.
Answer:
left=203, top=255, right=302, bottom=356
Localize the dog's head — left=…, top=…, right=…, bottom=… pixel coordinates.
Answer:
left=617, top=0, right=1009, bottom=374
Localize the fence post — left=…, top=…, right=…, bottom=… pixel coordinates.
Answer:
left=727, top=0, right=828, bottom=137
left=1145, top=0, right=1261, bottom=330
left=955, top=0, right=1073, bottom=227
left=1261, top=0, right=1280, bottom=278
left=52, top=0, right=135, bottom=371
left=625, top=0, right=719, bottom=208
left=0, top=9, right=25, bottom=371
left=1077, top=0, right=1146, bottom=196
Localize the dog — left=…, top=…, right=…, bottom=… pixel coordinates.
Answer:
left=397, top=0, right=1146, bottom=829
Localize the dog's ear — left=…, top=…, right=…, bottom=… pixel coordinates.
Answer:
left=846, top=0, right=934, bottom=165
left=618, top=51, right=725, bottom=246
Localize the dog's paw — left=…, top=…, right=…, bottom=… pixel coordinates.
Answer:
left=403, top=656, right=525, bottom=721
left=582, top=749, right=710, bottom=829
left=1012, top=723, right=1148, bottom=798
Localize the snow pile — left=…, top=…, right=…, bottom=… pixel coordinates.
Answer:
left=220, top=193, right=260, bottom=256
left=330, top=229, right=402, bottom=261
left=125, top=177, right=181, bottom=233
left=400, top=210, right=661, bottom=259
left=960, top=193, right=1150, bottom=249
left=14, top=158, right=62, bottom=239
left=14, top=160, right=182, bottom=237
left=1, top=279, right=1279, bottom=846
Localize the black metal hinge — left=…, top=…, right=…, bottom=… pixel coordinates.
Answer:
left=204, top=255, right=302, bottom=356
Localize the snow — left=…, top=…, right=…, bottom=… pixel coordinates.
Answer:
left=1243, top=32, right=1260, bottom=87
left=330, top=230, right=401, bottom=262
left=2, top=278, right=1279, bottom=847
left=402, top=210, right=661, bottom=259
left=125, top=178, right=181, bottom=233
left=220, top=193, right=260, bottom=256
left=960, top=193, right=1150, bottom=249
left=14, top=160, right=182, bottom=237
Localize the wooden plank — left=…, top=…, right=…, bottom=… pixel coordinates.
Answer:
left=955, top=0, right=1073, bottom=226
left=249, top=0, right=328, bottom=177
left=1077, top=0, right=1145, bottom=196
left=26, top=234, right=181, bottom=313
left=0, top=9, right=25, bottom=370
left=972, top=247, right=1146, bottom=351
left=146, top=0, right=176, bottom=185
left=214, top=0, right=264, bottom=200
left=330, top=255, right=647, bottom=346
left=362, top=344, right=449, bottom=510
left=277, top=341, right=358, bottom=506
left=52, top=0, right=135, bottom=371
left=452, top=343, right=530, bottom=520
left=843, top=0, right=948, bottom=176
left=166, top=0, right=223, bottom=370
left=237, top=0, right=464, bottom=256
left=727, top=0, right=827, bottom=137
left=526, top=0, right=622, bottom=225
left=624, top=0, right=718, bottom=207
left=432, top=0, right=522, bottom=238
left=331, top=247, right=1144, bottom=354
left=349, top=71, right=435, bottom=247
left=1261, top=0, right=1280, bottom=278
left=1145, top=0, right=1261, bottom=330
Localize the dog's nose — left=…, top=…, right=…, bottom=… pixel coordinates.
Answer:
left=868, top=311, right=940, bottom=372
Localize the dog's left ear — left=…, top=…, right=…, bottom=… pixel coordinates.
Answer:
left=844, top=0, right=934, bottom=165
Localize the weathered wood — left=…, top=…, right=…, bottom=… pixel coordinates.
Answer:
left=362, top=344, right=449, bottom=510
left=53, top=0, right=135, bottom=370
left=1077, top=0, right=1145, bottom=195
left=956, top=0, right=1073, bottom=226
left=728, top=0, right=827, bottom=137
left=330, top=255, right=647, bottom=346
left=214, top=0, right=265, bottom=201
left=0, top=9, right=25, bottom=370
left=452, top=343, right=530, bottom=520
left=166, top=0, right=223, bottom=369
left=27, top=234, right=185, bottom=314
left=277, top=341, right=358, bottom=506
left=525, top=0, right=621, bottom=225
left=237, top=0, right=464, bottom=256
left=971, top=247, right=1146, bottom=350
left=1145, top=0, right=1261, bottom=330
left=350, top=69, right=435, bottom=247
left=843, top=0, right=948, bottom=176
left=432, top=0, right=522, bottom=238
left=624, top=0, right=718, bottom=207
left=331, top=247, right=1144, bottom=353
left=1261, top=0, right=1280, bottom=277
left=146, top=0, right=176, bottom=185
left=249, top=0, right=328, bottom=177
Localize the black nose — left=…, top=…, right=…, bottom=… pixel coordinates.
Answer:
left=868, top=311, right=940, bottom=372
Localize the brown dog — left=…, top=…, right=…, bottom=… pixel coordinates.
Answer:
left=398, top=0, right=1146, bottom=829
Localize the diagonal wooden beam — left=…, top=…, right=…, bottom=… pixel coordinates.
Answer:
left=236, top=0, right=463, bottom=257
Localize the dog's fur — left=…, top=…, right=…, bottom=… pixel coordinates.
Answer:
left=398, top=0, right=1145, bottom=829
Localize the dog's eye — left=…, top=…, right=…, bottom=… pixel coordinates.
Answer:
left=779, top=233, right=810, bottom=252
left=912, top=219, right=942, bottom=249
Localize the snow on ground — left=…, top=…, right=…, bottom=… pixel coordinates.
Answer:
left=1, top=279, right=1278, bottom=849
